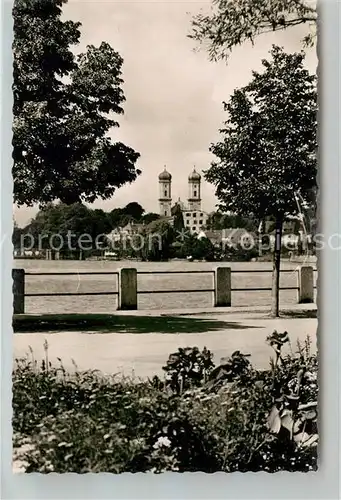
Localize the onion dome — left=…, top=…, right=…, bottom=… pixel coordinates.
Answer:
left=188, top=167, right=201, bottom=181
left=158, top=166, right=172, bottom=181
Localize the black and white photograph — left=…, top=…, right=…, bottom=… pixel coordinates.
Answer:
left=11, top=0, right=319, bottom=474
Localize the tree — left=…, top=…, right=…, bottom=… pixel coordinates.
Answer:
left=24, top=202, right=112, bottom=257
left=13, top=0, right=140, bottom=206
left=205, top=212, right=221, bottom=230
left=122, top=202, right=145, bottom=221
left=141, top=220, right=175, bottom=261
left=172, top=202, right=185, bottom=233
left=182, top=232, right=196, bottom=259
left=193, top=237, right=215, bottom=261
left=12, top=220, right=23, bottom=250
left=141, top=212, right=160, bottom=225
left=190, top=0, right=317, bottom=61
left=108, top=208, right=124, bottom=228
left=205, top=211, right=258, bottom=231
left=90, top=209, right=112, bottom=235
left=205, top=47, right=317, bottom=316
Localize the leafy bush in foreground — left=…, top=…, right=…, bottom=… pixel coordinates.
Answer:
left=12, top=333, right=318, bottom=473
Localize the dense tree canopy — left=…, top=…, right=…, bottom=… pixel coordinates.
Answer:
left=190, top=0, right=317, bottom=61
left=205, top=212, right=258, bottom=232
left=107, top=203, right=156, bottom=228
left=141, top=220, right=175, bottom=261
left=205, top=46, right=317, bottom=315
left=171, top=202, right=185, bottom=233
left=123, top=202, right=145, bottom=221
left=184, top=235, right=215, bottom=261
left=141, top=212, right=161, bottom=225
left=13, top=0, right=140, bottom=206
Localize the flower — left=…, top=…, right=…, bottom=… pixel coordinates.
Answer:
left=130, top=438, right=145, bottom=448
left=153, top=436, right=171, bottom=449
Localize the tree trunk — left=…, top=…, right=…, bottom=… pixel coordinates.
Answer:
left=271, top=217, right=283, bottom=317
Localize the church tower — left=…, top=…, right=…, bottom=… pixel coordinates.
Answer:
left=187, top=167, right=201, bottom=211
left=158, top=166, right=172, bottom=217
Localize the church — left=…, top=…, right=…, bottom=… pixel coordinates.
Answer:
left=158, top=167, right=209, bottom=234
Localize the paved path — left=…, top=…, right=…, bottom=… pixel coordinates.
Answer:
left=13, top=309, right=317, bottom=379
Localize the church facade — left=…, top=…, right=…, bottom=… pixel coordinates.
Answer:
left=158, top=167, right=209, bottom=234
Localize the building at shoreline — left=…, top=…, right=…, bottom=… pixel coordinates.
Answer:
left=158, top=166, right=209, bottom=234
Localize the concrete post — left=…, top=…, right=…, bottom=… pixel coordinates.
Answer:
left=12, top=268, right=25, bottom=314
left=118, top=268, right=138, bottom=310
left=214, top=267, right=231, bottom=307
left=297, top=266, right=314, bottom=303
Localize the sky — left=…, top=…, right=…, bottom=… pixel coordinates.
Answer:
left=13, top=0, right=317, bottom=227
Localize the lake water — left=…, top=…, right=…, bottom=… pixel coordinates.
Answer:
left=13, top=259, right=317, bottom=314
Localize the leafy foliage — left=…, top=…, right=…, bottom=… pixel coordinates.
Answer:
left=121, top=202, right=145, bottom=221
left=140, top=220, right=175, bottom=261
left=171, top=202, right=185, bottom=233
left=163, top=347, right=215, bottom=393
left=140, top=212, right=161, bottom=225
left=190, top=0, right=317, bottom=61
left=206, top=46, right=317, bottom=220
left=206, top=350, right=252, bottom=389
left=16, top=202, right=159, bottom=257
left=205, top=212, right=258, bottom=232
left=13, top=334, right=318, bottom=473
left=221, top=242, right=259, bottom=262
left=265, top=332, right=318, bottom=449
left=205, top=46, right=317, bottom=315
left=13, top=0, right=140, bottom=206
left=20, top=202, right=111, bottom=255
left=181, top=235, right=216, bottom=261
left=107, top=204, right=156, bottom=229
left=175, top=232, right=216, bottom=261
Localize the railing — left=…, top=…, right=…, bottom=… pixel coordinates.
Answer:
left=12, top=266, right=317, bottom=314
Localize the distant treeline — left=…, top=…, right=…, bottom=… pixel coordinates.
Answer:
left=13, top=202, right=312, bottom=262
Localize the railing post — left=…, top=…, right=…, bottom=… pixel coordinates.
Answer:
left=297, top=266, right=314, bottom=303
left=118, top=268, right=137, bottom=310
left=12, top=268, right=25, bottom=314
left=214, top=267, right=231, bottom=307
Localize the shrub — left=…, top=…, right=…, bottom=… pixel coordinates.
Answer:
left=13, top=333, right=318, bottom=473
